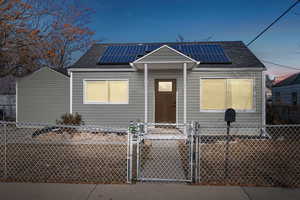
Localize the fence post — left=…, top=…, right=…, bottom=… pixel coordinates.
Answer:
left=136, top=123, right=144, bottom=181
left=191, top=121, right=200, bottom=183
left=127, top=122, right=134, bottom=184
left=194, top=121, right=199, bottom=183
left=4, top=123, right=7, bottom=180
left=224, top=122, right=230, bottom=180
left=190, top=121, right=196, bottom=183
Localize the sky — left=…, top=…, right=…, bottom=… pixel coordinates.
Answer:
left=80, top=0, right=300, bottom=78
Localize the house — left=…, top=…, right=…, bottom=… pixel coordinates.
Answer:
left=0, top=76, right=16, bottom=120
left=17, top=41, right=266, bottom=128
left=272, top=72, right=300, bottom=105
left=271, top=73, right=300, bottom=123
left=16, top=67, right=70, bottom=124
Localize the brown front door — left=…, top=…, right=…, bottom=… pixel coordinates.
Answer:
left=155, top=79, right=176, bottom=123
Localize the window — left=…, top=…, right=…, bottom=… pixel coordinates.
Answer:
left=200, top=79, right=254, bottom=111
left=292, top=92, right=297, bottom=105
left=84, top=80, right=128, bottom=104
left=158, top=81, right=173, bottom=92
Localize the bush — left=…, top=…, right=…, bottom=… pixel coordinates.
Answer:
left=56, top=113, right=84, bottom=126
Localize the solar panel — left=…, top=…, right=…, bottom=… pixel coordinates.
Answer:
left=146, top=44, right=163, bottom=52
left=179, top=44, right=231, bottom=63
left=98, top=44, right=231, bottom=64
left=99, top=45, right=148, bottom=64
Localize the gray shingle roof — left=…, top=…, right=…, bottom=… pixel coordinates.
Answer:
left=50, top=67, right=69, bottom=77
left=70, top=41, right=266, bottom=69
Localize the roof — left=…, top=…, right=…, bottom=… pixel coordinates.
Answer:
left=273, top=72, right=300, bottom=87
left=0, top=67, right=68, bottom=95
left=25, top=67, right=69, bottom=78
left=132, top=45, right=200, bottom=64
left=273, top=73, right=294, bottom=85
left=50, top=67, right=69, bottom=77
left=70, top=41, right=266, bottom=69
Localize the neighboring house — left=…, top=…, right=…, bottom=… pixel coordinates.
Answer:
left=266, top=87, right=272, bottom=103
left=17, top=41, right=266, bottom=127
left=271, top=73, right=300, bottom=123
left=272, top=73, right=300, bottom=105
left=0, top=76, right=16, bottom=120
left=265, top=75, right=273, bottom=104
left=16, top=67, right=70, bottom=124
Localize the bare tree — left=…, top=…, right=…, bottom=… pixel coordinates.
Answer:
left=0, top=0, right=95, bottom=77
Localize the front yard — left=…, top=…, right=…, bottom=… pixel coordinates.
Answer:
left=1, top=124, right=300, bottom=187
left=198, top=138, right=300, bottom=187
left=0, top=125, right=128, bottom=184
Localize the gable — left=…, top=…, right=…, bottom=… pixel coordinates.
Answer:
left=18, top=67, right=69, bottom=83
left=133, top=45, right=197, bottom=63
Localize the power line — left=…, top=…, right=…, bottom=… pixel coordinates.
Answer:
left=247, top=0, right=300, bottom=46
left=261, top=59, right=300, bottom=70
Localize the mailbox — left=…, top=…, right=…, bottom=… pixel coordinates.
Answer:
left=225, top=108, right=236, bottom=124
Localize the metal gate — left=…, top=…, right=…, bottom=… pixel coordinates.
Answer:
left=134, top=123, right=195, bottom=182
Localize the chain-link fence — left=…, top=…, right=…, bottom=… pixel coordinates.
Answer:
left=0, top=121, right=128, bottom=184
left=134, top=123, right=193, bottom=182
left=0, top=121, right=300, bottom=187
left=195, top=124, right=300, bottom=187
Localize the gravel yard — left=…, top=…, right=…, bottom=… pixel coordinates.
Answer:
left=0, top=125, right=128, bottom=184
left=198, top=139, right=300, bottom=187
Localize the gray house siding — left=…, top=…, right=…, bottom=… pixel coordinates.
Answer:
left=72, top=71, right=144, bottom=126
left=72, top=70, right=183, bottom=126
left=17, top=68, right=70, bottom=124
left=138, top=46, right=193, bottom=63
left=72, top=70, right=263, bottom=127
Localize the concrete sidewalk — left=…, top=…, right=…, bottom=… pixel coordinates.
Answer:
left=0, top=183, right=300, bottom=200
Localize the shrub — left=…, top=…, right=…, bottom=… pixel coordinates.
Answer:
left=56, top=113, right=84, bottom=126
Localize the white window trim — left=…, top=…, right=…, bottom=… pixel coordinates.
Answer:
left=199, top=77, right=256, bottom=113
left=83, top=79, right=129, bottom=105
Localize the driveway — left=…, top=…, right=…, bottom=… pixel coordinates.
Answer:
left=0, top=183, right=300, bottom=200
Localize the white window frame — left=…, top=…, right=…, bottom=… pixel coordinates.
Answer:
left=199, top=77, right=256, bottom=113
left=83, top=79, right=129, bottom=105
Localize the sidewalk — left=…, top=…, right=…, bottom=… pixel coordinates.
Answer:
left=0, top=182, right=300, bottom=200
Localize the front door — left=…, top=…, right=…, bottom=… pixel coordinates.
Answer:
left=155, top=79, right=176, bottom=123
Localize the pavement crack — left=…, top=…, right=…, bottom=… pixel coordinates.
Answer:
left=240, top=187, right=253, bottom=200
left=85, top=184, right=98, bottom=200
